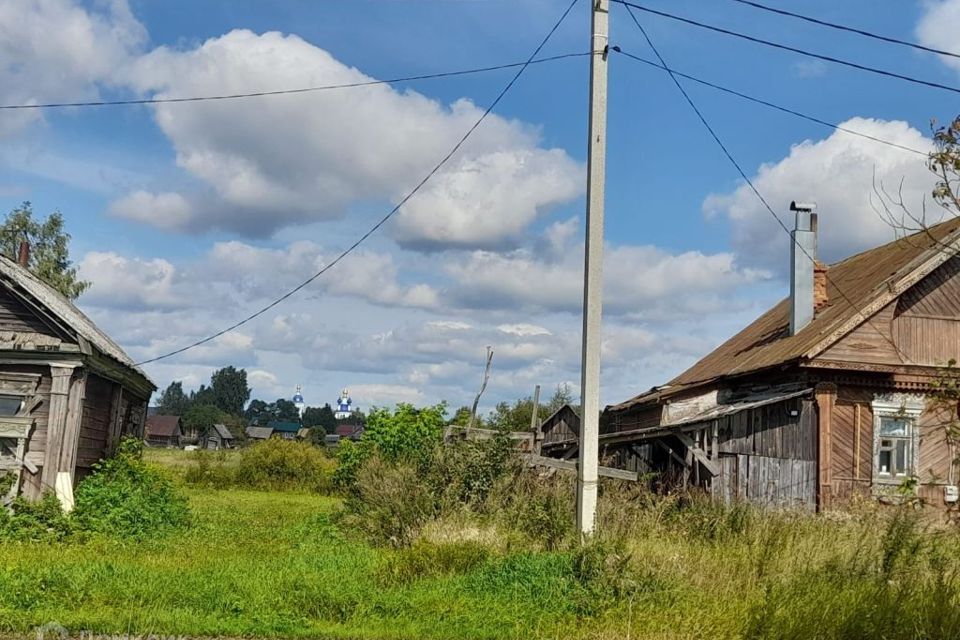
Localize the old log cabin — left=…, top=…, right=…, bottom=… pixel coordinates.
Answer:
left=0, top=251, right=154, bottom=506
left=604, top=207, right=960, bottom=512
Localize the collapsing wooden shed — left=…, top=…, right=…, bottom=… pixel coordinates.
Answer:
left=0, top=253, right=154, bottom=506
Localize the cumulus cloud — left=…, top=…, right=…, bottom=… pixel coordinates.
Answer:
left=445, top=220, right=766, bottom=319
left=79, top=251, right=192, bottom=311
left=0, top=0, right=145, bottom=136
left=108, top=29, right=582, bottom=244
left=108, top=191, right=193, bottom=231
left=703, top=118, right=936, bottom=271
left=916, top=0, right=960, bottom=74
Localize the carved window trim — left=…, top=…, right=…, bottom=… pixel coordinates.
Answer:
left=871, top=393, right=923, bottom=490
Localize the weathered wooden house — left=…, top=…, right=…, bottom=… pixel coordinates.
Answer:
left=145, top=415, right=183, bottom=448
left=201, top=423, right=235, bottom=450
left=245, top=425, right=273, bottom=441
left=0, top=252, right=154, bottom=506
left=536, top=404, right=580, bottom=456
left=604, top=210, right=960, bottom=512
left=269, top=420, right=301, bottom=440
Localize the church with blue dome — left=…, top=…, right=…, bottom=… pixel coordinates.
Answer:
left=293, top=385, right=305, bottom=419
left=335, top=389, right=354, bottom=420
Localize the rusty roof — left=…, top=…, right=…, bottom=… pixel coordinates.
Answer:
left=146, top=415, right=182, bottom=438
left=609, top=218, right=960, bottom=412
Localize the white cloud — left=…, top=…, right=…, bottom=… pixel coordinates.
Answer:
left=917, top=1, right=960, bottom=74
left=79, top=251, right=189, bottom=311
left=109, top=191, right=193, bottom=230
left=446, top=235, right=765, bottom=318
left=703, top=118, right=936, bottom=271
left=111, top=29, right=582, bottom=244
left=0, top=0, right=145, bottom=136
left=349, top=384, right=425, bottom=408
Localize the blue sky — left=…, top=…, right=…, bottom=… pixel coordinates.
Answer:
left=1, top=0, right=958, bottom=412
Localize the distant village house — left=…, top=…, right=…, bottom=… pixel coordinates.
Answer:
left=145, top=415, right=183, bottom=448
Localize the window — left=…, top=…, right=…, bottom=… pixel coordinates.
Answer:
left=872, top=394, right=923, bottom=487
left=877, top=416, right=911, bottom=477
left=0, top=395, right=22, bottom=417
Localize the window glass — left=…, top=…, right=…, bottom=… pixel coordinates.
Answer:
left=0, top=396, right=22, bottom=416
left=879, top=449, right=892, bottom=474
left=880, top=417, right=910, bottom=437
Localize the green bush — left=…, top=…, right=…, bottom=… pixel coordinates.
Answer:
left=340, top=457, right=435, bottom=547
left=489, top=467, right=574, bottom=550
left=426, top=431, right=513, bottom=508
left=185, top=439, right=335, bottom=493
left=0, top=494, right=73, bottom=542
left=233, top=438, right=334, bottom=492
left=333, top=403, right=446, bottom=488
left=73, top=437, right=189, bottom=539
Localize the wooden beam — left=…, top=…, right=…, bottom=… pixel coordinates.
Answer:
left=41, top=364, right=75, bottom=492
left=815, top=382, right=837, bottom=511
left=676, top=431, right=720, bottom=477
left=59, top=370, right=86, bottom=481
left=523, top=454, right=639, bottom=482
left=654, top=438, right=688, bottom=468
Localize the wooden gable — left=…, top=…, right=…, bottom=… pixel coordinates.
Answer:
left=0, top=284, right=75, bottom=352
left=816, top=256, right=960, bottom=369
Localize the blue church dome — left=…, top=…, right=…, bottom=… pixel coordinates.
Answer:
left=293, top=393, right=304, bottom=404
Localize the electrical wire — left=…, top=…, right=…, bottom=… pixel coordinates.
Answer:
left=0, top=52, right=589, bottom=110
left=612, top=0, right=960, bottom=96
left=619, top=1, right=916, bottom=365
left=133, top=0, right=582, bottom=367
left=728, top=0, right=960, bottom=60
left=613, top=48, right=928, bottom=157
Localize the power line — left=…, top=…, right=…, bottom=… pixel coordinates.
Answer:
left=612, top=0, right=960, bottom=96
left=729, top=0, right=960, bottom=60
left=613, top=48, right=928, bottom=157
left=0, top=52, right=590, bottom=111
left=619, top=1, right=915, bottom=365
left=133, top=0, right=582, bottom=367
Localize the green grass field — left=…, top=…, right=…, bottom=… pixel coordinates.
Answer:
left=0, top=448, right=959, bottom=639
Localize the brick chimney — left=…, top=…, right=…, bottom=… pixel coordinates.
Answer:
left=814, top=261, right=829, bottom=312
left=17, top=240, right=29, bottom=268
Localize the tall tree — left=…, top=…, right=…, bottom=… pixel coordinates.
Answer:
left=303, top=404, right=337, bottom=433
left=1, top=202, right=89, bottom=299
left=156, top=381, right=190, bottom=416
left=209, top=366, right=250, bottom=416
left=182, top=404, right=223, bottom=438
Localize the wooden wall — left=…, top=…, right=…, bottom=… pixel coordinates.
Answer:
left=829, top=388, right=873, bottom=501
left=77, top=374, right=115, bottom=470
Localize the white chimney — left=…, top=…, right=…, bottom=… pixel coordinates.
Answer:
left=789, top=201, right=817, bottom=336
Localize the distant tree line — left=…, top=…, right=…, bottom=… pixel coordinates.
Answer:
left=155, top=367, right=365, bottom=439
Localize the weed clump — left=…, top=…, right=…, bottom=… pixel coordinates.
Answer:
left=73, top=437, right=189, bottom=538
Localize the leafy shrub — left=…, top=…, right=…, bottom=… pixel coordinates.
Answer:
left=377, top=540, right=490, bottom=585
left=73, top=437, right=189, bottom=538
left=340, top=457, right=435, bottom=547
left=185, top=439, right=334, bottom=492
left=426, top=431, right=513, bottom=508
left=334, top=403, right=446, bottom=487
left=571, top=537, right=641, bottom=616
left=233, top=438, right=334, bottom=492
left=0, top=494, right=73, bottom=542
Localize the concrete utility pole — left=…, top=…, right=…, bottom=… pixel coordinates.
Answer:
left=577, top=0, right=609, bottom=537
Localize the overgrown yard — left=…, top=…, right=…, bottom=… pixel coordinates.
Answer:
left=1, top=443, right=960, bottom=639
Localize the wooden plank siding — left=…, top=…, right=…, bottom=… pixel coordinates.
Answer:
left=77, top=374, right=115, bottom=470
left=0, top=289, right=62, bottom=336
left=829, top=388, right=873, bottom=501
